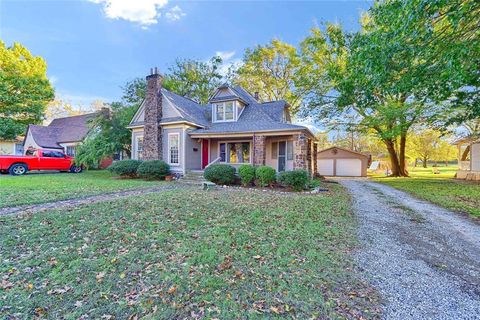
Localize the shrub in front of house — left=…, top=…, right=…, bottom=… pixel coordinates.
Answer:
left=204, top=164, right=236, bottom=185
left=277, top=169, right=310, bottom=191
left=107, top=159, right=142, bottom=177
left=255, top=166, right=276, bottom=187
left=238, top=164, right=256, bottom=186
left=137, top=160, right=170, bottom=180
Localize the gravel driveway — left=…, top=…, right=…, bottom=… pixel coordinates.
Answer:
left=339, top=179, right=480, bottom=320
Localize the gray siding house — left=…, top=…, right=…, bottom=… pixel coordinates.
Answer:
left=127, top=70, right=318, bottom=176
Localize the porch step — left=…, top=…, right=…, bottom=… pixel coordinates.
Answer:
left=180, top=170, right=208, bottom=184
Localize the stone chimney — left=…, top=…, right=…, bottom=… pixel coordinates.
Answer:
left=254, top=91, right=260, bottom=101
left=143, top=67, right=163, bottom=160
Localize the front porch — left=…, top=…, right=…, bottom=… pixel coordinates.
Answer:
left=195, top=132, right=317, bottom=176
left=454, top=138, right=480, bottom=181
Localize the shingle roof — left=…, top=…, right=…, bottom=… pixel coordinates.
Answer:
left=162, top=89, right=210, bottom=127
left=131, top=85, right=310, bottom=136
left=27, top=112, right=97, bottom=149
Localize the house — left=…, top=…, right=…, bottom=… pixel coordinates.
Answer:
left=127, top=69, right=317, bottom=176
left=23, top=111, right=102, bottom=156
left=454, top=136, right=480, bottom=181
left=0, top=137, right=24, bottom=155
left=317, top=146, right=369, bottom=177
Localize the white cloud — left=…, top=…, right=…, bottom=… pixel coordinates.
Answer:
left=165, top=5, right=186, bottom=22
left=88, top=0, right=186, bottom=27
left=215, top=51, right=236, bottom=61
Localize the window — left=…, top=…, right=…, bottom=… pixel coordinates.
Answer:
left=42, top=150, right=65, bottom=158
left=219, top=142, right=250, bottom=164
left=169, top=133, right=180, bottom=165
left=214, top=101, right=235, bottom=122
left=66, top=146, right=76, bottom=157
left=15, top=143, right=24, bottom=155
left=287, top=141, right=293, bottom=160
left=272, top=142, right=278, bottom=159
left=136, top=136, right=144, bottom=160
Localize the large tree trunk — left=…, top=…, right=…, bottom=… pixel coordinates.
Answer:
left=399, top=133, right=408, bottom=176
left=423, top=156, right=428, bottom=168
left=384, top=139, right=408, bottom=177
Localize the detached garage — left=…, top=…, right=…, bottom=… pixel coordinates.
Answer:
left=317, top=146, right=369, bottom=177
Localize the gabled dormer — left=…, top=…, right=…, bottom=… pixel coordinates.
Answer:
left=209, top=84, right=247, bottom=123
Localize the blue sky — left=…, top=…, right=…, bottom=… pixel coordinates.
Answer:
left=1, top=0, right=372, bottom=109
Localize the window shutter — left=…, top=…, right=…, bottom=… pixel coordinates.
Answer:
left=287, top=141, right=293, bottom=160
left=272, top=142, right=278, bottom=159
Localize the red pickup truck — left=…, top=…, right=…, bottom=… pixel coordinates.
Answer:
left=0, top=149, right=82, bottom=176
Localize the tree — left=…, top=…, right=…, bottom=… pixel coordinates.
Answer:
left=163, top=56, right=224, bottom=104
left=408, top=129, right=441, bottom=168
left=435, top=140, right=457, bottom=166
left=235, top=40, right=304, bottom=113
left=368, top=0, right=479, bottom=124
left=75, top=81, right=144, bottom=167
left=0, top=41, right=54, bottom=139
left=300, top=22, right=436, bottom=176
left=45, top=100, right=83, bottom=124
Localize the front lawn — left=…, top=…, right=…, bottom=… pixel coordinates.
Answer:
left=0, top=170, right=163, bottom=208
left=372, top=166, right=480, bottom=218
left=0, top=186, right=378, bottom=318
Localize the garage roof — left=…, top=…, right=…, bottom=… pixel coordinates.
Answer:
left=317, top=146, right=370, bottom=158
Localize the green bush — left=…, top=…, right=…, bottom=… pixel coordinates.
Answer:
left=277, top=170, right=310, bottom=191
left=238, top=164, right=256, bottom=186
left=107, top=160, right=142, bottom=177
left=255, top=166, right=276, bottom=187
left=137, top=160, right=170, bottom=180
left=204, top=164, right=236, bottom=185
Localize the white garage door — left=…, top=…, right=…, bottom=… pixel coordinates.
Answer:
left=318, top=159, right=334, bottom=176
left=336, top=159, right=362, bottom=176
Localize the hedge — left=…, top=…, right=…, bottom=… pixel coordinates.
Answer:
left=255, top=166, right=276, bottom=187
left=238, top=164, right=256, bottom=186
left=277, top=169, right=310, bottom=191
left=137, top=160, right=170, bottom=180
left=203, top=164, right=236, bottom=185
left=107, top=160, right=142, bottom=177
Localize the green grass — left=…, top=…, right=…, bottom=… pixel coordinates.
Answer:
left=372, top=166, right=480, bottom=217
left=0, top=186, right=378, bottom=319
left=0, top=170, right=163, bottom=208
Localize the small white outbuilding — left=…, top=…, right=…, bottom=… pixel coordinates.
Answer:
left=317, top=146, right=369, bottom=177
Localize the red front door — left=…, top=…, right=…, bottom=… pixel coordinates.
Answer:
left=202, top=139, right=209, bottom=169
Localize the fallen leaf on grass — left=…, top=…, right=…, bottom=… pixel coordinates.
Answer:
left=96, top=272, right=106, bottom=282
left=167, top=285, right=177, bottom=295
left=217, top=256, right=232, bottom=272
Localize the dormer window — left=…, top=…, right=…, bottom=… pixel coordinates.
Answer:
left=213, top=101, right=236, bottom=122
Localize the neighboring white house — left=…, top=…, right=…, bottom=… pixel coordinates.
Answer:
left=0, top=137, right=24, bottom=155
left=454, top=137, right=480, bottom=181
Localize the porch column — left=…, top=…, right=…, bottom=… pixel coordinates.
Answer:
left=313, top=143, right=318, bottom=176
left=306, top=139, right=312, bottom=176
left=253, top=135, right=266, bottom=166
left=293, top=133, right=308, bottom=170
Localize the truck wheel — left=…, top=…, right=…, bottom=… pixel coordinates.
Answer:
left=9, top=163, right=28, bottom=176
left=70, top=165, right=83, bottom=173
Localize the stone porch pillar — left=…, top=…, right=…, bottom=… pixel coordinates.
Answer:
left=313, top=143, right=318, bottom=176
left=293, top=133, right=308, bottom=170
left=253, top=135, right=266, bottom=166
left=306, top=139, right=312, bottom=176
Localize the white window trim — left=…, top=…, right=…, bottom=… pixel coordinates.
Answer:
left=218, top=140, right=252, bottom=164
left=135, top=135, right=144, bottom=160
left=213, top=101, right=237, bottom=123
left=168, top=132, right=181, bottom=166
